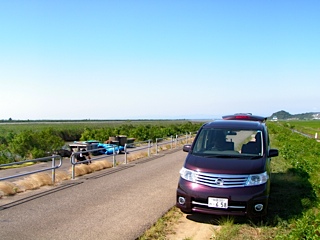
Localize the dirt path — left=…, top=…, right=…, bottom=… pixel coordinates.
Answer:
left=167, top=213, right=221, bottom=240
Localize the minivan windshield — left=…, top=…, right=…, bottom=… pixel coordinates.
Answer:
left=192, top=128, right=263, bottom=158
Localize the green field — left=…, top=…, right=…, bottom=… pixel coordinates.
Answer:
left=281, top=120, right=320, bottom=138
left=0, top=119, right=198, bottom=135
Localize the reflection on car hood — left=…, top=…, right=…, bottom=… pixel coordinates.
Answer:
left=184, top=154, right=266, bottom=175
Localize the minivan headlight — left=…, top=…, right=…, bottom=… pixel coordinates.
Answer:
left=180, top=167, right=196, bottom=182
left=246, top=171, right=269, bottom=186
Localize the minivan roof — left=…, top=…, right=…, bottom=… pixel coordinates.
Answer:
left=222, top=113, right=267, bottom=122
left=203, top=120, right=265, bottom=130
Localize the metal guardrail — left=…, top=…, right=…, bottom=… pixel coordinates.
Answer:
left=0, top=132, right=197, bottom=182
left=0, top=155, right=63, bottom=184
left=123, top=139, right=152, bottom=164
left=123, top=133, right=195, bottom=163
left=70, top=135, right=196, bottom=179
left=70, top=147, right=118, bottom=179
left=154, top=133, right=193, bottom=155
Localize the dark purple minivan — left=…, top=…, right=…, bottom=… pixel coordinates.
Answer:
left=176, top=114, right=278, bottom=217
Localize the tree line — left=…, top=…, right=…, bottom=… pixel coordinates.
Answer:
left=0, top=122, right=203, bottom=164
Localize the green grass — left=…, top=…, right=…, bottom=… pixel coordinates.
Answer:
left=281, top=120, right=320, bottom=137
left=211, top=217, right=240, bottom=240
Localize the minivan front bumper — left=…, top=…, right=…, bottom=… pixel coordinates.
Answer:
left=176, top=178, right=270, bottom=217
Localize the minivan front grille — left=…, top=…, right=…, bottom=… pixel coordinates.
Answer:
left=195, top=172, right=248, bottom=188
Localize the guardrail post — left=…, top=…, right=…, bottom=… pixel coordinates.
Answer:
left=171, top=135, right=173, bottom=149
left=175, top=135, right=178, bottom=147
left=156, top=138, right=158, bottom=154
left=124, top=144, right=128, bottom=164
left=71, top=154, right=76, bottom=180
left=148, top=140, right=151, bottom=156
left=113, top=146, right=116, bottom=167
left=51, top=155, right=55, bottom=184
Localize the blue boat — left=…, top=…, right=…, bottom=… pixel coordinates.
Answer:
left=69, top=140, right=124, bottom=156
left=97, top=143, right=124, bottom=155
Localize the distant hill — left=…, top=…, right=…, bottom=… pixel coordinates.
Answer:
left=269, top=110, right=320, bottom=120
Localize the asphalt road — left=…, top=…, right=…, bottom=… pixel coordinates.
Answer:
left=0, top=149, right=187, bottom=240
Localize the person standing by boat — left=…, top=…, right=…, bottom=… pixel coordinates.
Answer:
left=76, top=148, right=91, bottom=164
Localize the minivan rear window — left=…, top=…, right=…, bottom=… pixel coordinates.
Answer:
left=192, top=128, right=263, bottom=157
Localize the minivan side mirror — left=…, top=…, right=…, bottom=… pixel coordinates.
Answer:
left=268, top=149, right=279, bottom=158
left=183, top=144, right=192, bottom=152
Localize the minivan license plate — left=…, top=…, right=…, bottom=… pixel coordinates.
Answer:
left=208, top=197, right=228, bottom=209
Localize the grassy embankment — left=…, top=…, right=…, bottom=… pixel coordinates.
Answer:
left=139, top=121, right=320, bottom=239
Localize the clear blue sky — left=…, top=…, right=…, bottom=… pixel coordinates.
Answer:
left=1, top=1, right=319, bottom=120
